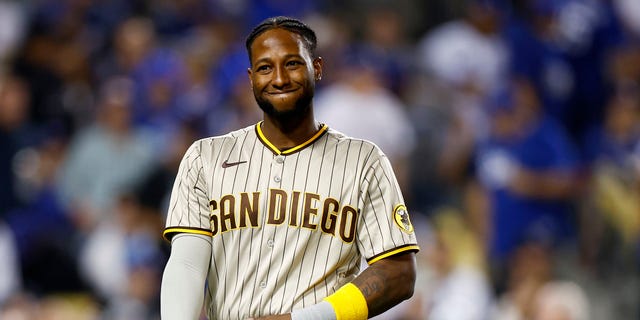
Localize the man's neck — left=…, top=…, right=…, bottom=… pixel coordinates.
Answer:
left=261, top=112, right=320, bottom=151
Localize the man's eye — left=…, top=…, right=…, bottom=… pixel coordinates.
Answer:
left=287, top=61, right=302, bottom=67
left=257, top=65, right=271, bottom=72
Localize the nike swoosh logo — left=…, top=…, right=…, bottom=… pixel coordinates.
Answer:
left=222, top=160, right=247, bottom=168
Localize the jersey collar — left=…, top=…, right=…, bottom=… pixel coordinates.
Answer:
left=255, top=121, right=329, bottom=155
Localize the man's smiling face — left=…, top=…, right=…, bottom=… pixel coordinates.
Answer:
left=248, top=28, right=321, bottom=118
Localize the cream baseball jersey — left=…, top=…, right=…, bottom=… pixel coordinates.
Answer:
left=163, top=122, right=419, bottom=320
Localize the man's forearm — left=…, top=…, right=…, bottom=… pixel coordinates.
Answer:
left=161, top=234, right=212, bottom=319
left=351, top=252, right=417, bottom=318
left=251, top=252, right=417, bottom=320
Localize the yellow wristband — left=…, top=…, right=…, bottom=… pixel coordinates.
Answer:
left=323, top=283, right=368, bottom=320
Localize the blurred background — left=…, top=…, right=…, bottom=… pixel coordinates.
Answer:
left=0, top=0, right=638, bottom=319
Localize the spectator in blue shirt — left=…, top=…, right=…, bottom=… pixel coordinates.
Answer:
left=474, top=77, right=581, bottom=265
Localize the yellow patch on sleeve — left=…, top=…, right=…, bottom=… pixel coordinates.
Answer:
left=393, top=204, right=414, bottom=234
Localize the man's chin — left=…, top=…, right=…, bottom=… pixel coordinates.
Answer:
left=265, top=108, right=304, bottom=119
left=257, top=100, right=310, bottom=119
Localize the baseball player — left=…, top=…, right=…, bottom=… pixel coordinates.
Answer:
left=160, top=16, right=419, bottom=320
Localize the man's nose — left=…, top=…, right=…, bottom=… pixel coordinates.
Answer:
left=272, top=65, right=290, bottom=87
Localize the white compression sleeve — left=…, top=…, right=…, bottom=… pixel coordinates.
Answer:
left=291, top=301, right=337, bottom=320
left=161, top=233, right=212, bottom=320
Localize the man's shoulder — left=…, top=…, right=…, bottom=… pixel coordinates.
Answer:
left=325, top=126, right=382, bottom=155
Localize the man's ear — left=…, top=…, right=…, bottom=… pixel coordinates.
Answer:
left=313, top=57, right=323, bottom=81
left=247, top=68, right=253, bottom=88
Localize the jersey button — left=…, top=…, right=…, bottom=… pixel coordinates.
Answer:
left=275, top=156, right=285, bottom=164
left=267, top=239, right=274, bottom=248
left=260, top=281, right=267, bottom=288
left=274, top=176, right=281, bottom=183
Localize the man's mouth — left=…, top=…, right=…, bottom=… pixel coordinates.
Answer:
left=267, top=89, right=298, bottom=96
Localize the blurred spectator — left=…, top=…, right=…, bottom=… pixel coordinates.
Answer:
left=137, top=120, right=201, bottom=217
left=358, top=5, right=415, bottom=95
left=314, top=46, right=416, bottom=192
left=503, top=0, right=575, bottom=124
left=492, top=242, right=591, bottom=320
left=79, top=193, right=164, bottom=320
left=203, top=44, right=258, bottom=135
left=583, top=82, right=640, bottom=248
left=531, top=280, right=589, bottom=320
left=473, top=78, right=580, bottom=273
left=305, top=13, right=354, bottom=88
left=71, top=84, right=184, bottom=319
left=12, top=22, right=69, bottom=133
left=131, top=47, right=187, bottom=136
left=5, top=133, right=83, bottom=296
left=417, top=0, right=508, bottom=101
left=607, top=44, right=640, bottom=88
left=0, top=75, right=79, bottom=298
left=205, top=49, right=262, bottom=135
left=51, top=40, right=94, bottom=134
left=413, top=208, right=493, bottom=320
left=95, top=17, right=188, bottom=144
left=403, top=76, right=462, bottom=214
left=0, top=74, right=32, bottom=217
left=94, top=17, right=157, bottom=80
left=55, top=76, right=156, bottom=233
left=148, top=0, right=212, bottom=38
left=560, top=0, right=629, bottom=142
left=490, top=242, right=554, bottom=320
left=85, top=120, right=202, bottom=318
left=174, top=26, right=227, bottom=133
left=505, top=0, right=626, bottom=147
left=578, top=82, right=640, bottom=319
left=415, top=0, right=509, bottom=210
left=206, top=76, right=262, bottom=136
left=83, top=0, right=141, bottom=48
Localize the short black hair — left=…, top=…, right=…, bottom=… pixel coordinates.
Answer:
left=245, top=16, right=317, bottom=63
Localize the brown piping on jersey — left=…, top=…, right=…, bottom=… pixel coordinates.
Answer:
left=255, top=121, right=329, bottom=155
left=162, top=226, right=213, bottom=241
left=366, top=244, right=420, bottom=265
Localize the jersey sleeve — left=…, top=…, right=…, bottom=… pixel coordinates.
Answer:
left=357, top=148, right=419, bottom=264
left=163, top=140, right=213, bottom=241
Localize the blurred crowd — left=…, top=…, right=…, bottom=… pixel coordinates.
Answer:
left=0, top=0, right=639, bottom=319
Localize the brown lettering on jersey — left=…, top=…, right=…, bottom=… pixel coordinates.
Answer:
left=289, top=191, right=301, bottom=227
left=302, top=193, right=320, bottom=230
left=339, top=206, right=358, bottom=243
left=239, top=192, right=260, bottom=228
left=321, top=198, right=339, bottom=235
left=208, top=189, right=360, bottom=243
left=267, top=189, right=287, bottom=225
left=220, top=195, right=236, bottom=233
left=209, top=200, right=219, bottom=236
